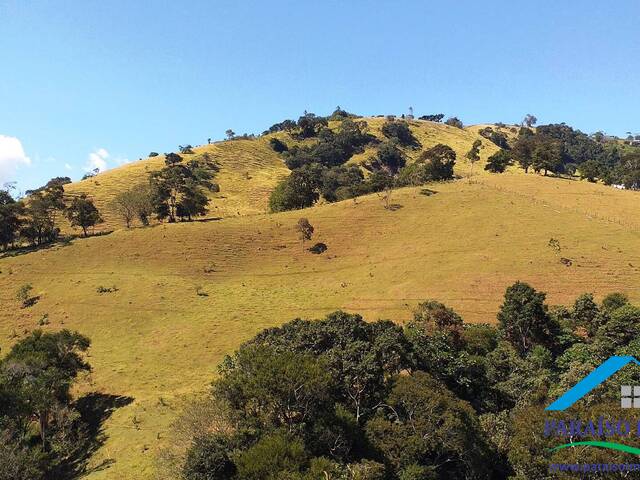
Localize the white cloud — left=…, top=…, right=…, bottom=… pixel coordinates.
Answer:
left=85, top=148, right=109, bottom=172
left=64, top=163, right=73, bottom=171
left=0, top=135, right=31, bottom=183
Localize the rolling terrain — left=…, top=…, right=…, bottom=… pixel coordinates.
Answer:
left=1, top=119, right=639, bottom=478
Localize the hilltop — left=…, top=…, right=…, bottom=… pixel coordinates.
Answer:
left=60, top=117, right=513, bottom=232
left=1, top=117, right=639, bottom=478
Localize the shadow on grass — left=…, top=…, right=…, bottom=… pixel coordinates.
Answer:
left=54, top=393, right=134, bottom=479
left=0, top=231, right=114, bottom=260
left=386, top=203, right=404, bottom=211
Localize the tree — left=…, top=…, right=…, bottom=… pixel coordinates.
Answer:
left=368, top=141, right=406, bottom=175
left=0, top=188, right=23, bottom=250
left=21, top=183, right=65, bottom=246
left=234, top=432, right=308, bottom=480
left=418, top=113, right=444, bottom=122
left=179, top=145, right=194, bottom=154
left=444, top=117, right=463, bottom=129
left=396, top=144, right=456, bottom=185
left=112, top=186, right=155, bottom=228
left=572, top=293, right=601, bottom=337
left=512, top=133, right=535, bottom=173
left=578, top=159, right=600, bottom=182
left=269, top=138, right=288, bottom=153
left=465, top=139, right=482, bottom=181
left=296, top=218, right=314, bottom=251
left=269, top=163, right=324, bottom=212
left=150, top=159, right=217, bottom=222
left=225, top=129, right=235, bottom=140
left=365, top=372, right=489, bottom=478
left=381, top=119, right=419, bottom=147
left=531, top=138, right=563, bottom=175
left=81, top=168, right=99, bottom=180
left=522, top=114, right=537, bottom=127
left=497, top=281, right=558, bottom=355
left=164, top=152, right=183, bottom=166
left=65, top=194, right=103, bottom=237
left=484, top=150, right=511, bottom=173
left=0, top=330, right=91, bottom=450
left=215, top=346, right=333, bottom=433
left=183, top=434, right=237, bottom=480
left=297, top=113, right=328, bottom=138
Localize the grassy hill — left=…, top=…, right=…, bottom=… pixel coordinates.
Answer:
left=1, top=120, right=640, bottom=478
left=61, top=118, right=505, bottom=233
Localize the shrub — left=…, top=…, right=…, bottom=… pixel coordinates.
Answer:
left=269, top=138, right=288, bottom=153
left=485, top=150, right=512, bottom=173
left=16, top=283, right=34, bottom=308
left=381, top=119, right=419, bottom=147
left=183, top=434, right=236, bottom=480
left=367, top=141, right=406, bottom=175
left=444, top=117, right=463, bottom=128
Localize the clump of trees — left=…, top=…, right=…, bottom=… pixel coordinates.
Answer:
left=419, top=113, right=445, bottom=122
left=0, top=330, right=94, bottom=479
left=380, top=118, right=420, bottom=148
left=396, top=143, right=456, bottom=186
left=170, top=282, right=640, bottom=479
left=511, top=123, right=627, bottom=181
left=149, top=153, right=220, bottom=222
left=1, top=180, right=105, bottom=251
left=445, top=116, right=464, bottom=128
left=479, top=126, right=510, bottom=149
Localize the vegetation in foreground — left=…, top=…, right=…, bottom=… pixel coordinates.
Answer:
left=160, top=282, right=640, bottom=480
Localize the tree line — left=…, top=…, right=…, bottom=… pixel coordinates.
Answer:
left=163, top=282, right=640, bottom=479
left=0, top=150, right=221, bottom=251
left=0, top=179, right=103, bottom=251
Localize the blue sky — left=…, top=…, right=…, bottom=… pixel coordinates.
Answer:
left=1, top=0, right=639, bottom=192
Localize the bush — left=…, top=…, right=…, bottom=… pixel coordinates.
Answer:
left=381, top=119, right=419, bottom=147
left=269, top=138, right=288, bottom=153
left=367, top=141, right=406, bottom=175
left=16, top=283, right=35, bottom=308
left=183, top=434, right=236, bottom=480
left=234, top=432, right=308, bottom=480
left=485, top=150, right=512, bottom=173
left=444, top=117, right=463, bottom=129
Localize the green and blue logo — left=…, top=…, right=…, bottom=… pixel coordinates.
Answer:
left=545, top=356, right=640, bottom=456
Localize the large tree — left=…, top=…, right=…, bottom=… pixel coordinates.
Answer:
left=65, top=194, right=103, bottom=237
left=497, top=281, right=559, bottom=355
left=0, top=189, right=23, bottom=250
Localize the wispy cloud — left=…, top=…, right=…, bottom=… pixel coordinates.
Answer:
left=0, top=135, right=31, bottom=183
left=85, top=148, right=109, bottom=172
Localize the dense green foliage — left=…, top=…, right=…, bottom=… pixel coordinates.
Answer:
left=0, top=330, right=92, bottom=479
left=484, top=150, right=512, bottom=173
left=268, top=114, right=458, bottom=212
left=150, top=154, right=220, bottom=222
left=65, top=194, right=103, bottom=237
left=177, top=282, right=639, bottom=479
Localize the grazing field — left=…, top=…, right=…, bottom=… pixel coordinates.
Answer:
left=1, top=122, right=640, bottom=478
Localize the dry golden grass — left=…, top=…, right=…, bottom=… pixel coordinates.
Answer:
left=1, top=120, right=640, bottom=478
left=64, top=137, right=290, bottom=231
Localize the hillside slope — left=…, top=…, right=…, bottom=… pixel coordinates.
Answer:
left=1, top=168, right=640, bottom=478
left=61, top=118, right=504, bottom=233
